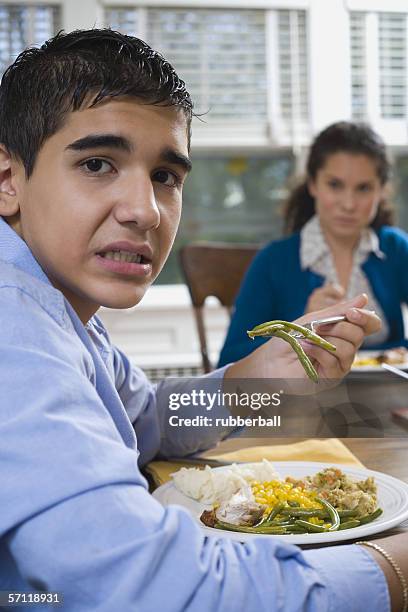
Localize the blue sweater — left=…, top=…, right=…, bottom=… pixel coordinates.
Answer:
left=219, top=226, right=408, bottom=366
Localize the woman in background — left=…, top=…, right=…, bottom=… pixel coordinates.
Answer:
left=219, top=121, right=408, bottom=366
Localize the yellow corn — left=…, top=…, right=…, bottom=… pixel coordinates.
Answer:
left=251, top=479, right=322, bottom=511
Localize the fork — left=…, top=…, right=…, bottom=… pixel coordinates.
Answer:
left=289, top=315, right=346, bottom=338
left=381, top=363, right=408, bottom=380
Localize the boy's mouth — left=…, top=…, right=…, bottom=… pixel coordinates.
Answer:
left=96, top=241, right=152, bottom=264
left=95, top=241, right=153, bottom=276
left=99, top=250, right=146, bottom=264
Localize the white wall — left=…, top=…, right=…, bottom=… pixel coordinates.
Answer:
left=308, top=0, right=351, bottom=133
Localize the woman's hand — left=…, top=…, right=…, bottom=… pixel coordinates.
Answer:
left=305, top=283, right=345, bottom=312
left=226, top=294, right=381, bottom=389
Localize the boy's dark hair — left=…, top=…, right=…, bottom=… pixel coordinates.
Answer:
left=284, top=121, right=394, bottom=233
left=0, top=28, right=194, bottom=177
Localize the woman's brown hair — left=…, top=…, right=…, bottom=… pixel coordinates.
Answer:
left=283, top=121, right=395, bottom=234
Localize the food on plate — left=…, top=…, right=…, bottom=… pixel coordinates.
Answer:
left=285, top=467, right=377, bottom=516
left=204, top=489, right=265, bottom=527
left=246, top=320, right=336, bottom=383
left=353, top=347, right=408, bottom=368
left=172, top=463, right=382, bottom=535
left=171, top=460, right=279, bottom=505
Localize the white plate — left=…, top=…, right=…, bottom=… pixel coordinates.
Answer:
left=352, top=349, right=408, bottom=373
left=153, top=461, right=408, bottom=544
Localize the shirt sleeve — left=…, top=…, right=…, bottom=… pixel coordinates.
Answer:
left=0, top=288, right=391, bottom=612
left=303, top=544, right=390, bottom=612
left=110, top=336, right=237, bottom=461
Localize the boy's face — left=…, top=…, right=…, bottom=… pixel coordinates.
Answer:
left=6, top=97, right=191, bottom=323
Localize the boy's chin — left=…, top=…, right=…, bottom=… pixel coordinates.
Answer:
left=99, top=287, right=149, bottom=310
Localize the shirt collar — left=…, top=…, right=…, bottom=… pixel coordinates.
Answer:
left=0, top=216, right=51, bottom=285
left=300, top=215, right=329, bottom=269
left=359, top=226, right=386, bottom=260
left=0, top=217, right=102, bottom=329
left=300, top=214, right=386, bottom=270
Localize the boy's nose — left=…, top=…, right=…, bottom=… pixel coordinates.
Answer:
left=114, top=178, right=160, bottom=230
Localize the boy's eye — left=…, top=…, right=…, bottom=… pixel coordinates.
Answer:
left=153, top=170, right=179, bottom=187
left=82, top=158, right=113, bottom=174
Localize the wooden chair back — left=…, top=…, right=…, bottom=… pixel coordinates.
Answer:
left=179, top=242, right=259, bottom=372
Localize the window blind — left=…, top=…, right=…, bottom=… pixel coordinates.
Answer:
left=278, top=9, right=309, bottom=122
left=350, top=10, right=408, bottom=121
left=350, top=12, right=367, bottom=121
left=146, top=8, right=267, bottom=121
left=0, top=4, right=60, bottom=74
left=105, top=6, right=309, bottom=132
left=379, top=12, right=406, bottom=119
left=105, top=7, right=138, bottom=36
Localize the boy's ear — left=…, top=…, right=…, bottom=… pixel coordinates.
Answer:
left=0, top=144, right=20, bottom=217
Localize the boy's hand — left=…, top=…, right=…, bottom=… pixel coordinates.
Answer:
left=225, top=294, right=381, bottom=388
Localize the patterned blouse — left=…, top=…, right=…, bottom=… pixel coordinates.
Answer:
left=300, top=215, right=388, bottom=347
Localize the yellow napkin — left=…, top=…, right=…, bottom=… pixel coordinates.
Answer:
left=144, top=438, right=363, bottom=489
left=209, top=438, right=363, bottom=465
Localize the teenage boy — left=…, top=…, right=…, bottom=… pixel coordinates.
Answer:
left=0, top=28, right=404, bottom=612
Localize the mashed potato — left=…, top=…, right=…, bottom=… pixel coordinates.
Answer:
left=172, top=460, right=279, bottom=504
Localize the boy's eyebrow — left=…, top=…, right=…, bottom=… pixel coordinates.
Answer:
left=161, top=148, right=192, bottom=174
left=65, top=134, right=192, bottom=172
left=65, top=134, right=133, bottom=153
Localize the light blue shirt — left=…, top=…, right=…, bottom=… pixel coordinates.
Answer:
left=0, top=217, right=390, bottom=611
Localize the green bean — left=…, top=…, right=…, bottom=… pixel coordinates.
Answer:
left=214, top=521, right=287, bottom=535
left=338, top=508, right=382, bottom=529
left=295, top=519, right=327, bottom=533
left=247, top=320, right=287, bottom=336
left=261, top=520, right=294, bottom=527
left=317, top=497, right=340, bottom=531
left=254, top=502, right=284, bottom=527
left=213, top=521, right=256, bottom=533
left=338, top=509, right=360, bottom=518
left=281, top=508, right=327, bottom=518
left=247, top=320, right=336, bottom=352
left=266, top=502, right=285, bottom=521
left=247, top=319, right=338, bottom=382
left=287, top=501, right=301, bottom=507
left=248, top=323, right=286, bottom=339
left=273, top=329, right=319, bottom=383
left=339, top=519, right=361, bottom=530
left=357, top=508, right=383, bottom=525
left=284, top=526, right=308, bottom=534
left=212, top=507, right=382, bottom=536
left=254, top=527, right=289, bottom=534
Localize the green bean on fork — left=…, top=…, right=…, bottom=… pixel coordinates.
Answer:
left=247, top=319, right=337, bottom=383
